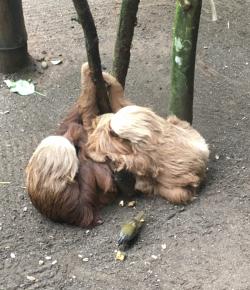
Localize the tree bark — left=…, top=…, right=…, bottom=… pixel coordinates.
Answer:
left=0, top=0, right=30, bottom=73
left=168, top=0, right=202, bottom=124
left=72, top=0, right=111, bottom=113
left=112, top=0, right=140, bottom=88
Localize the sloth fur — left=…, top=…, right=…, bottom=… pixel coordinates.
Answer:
left=86, top=105, right=209, bottom=203
left=25, top=63, right=129, bottom=227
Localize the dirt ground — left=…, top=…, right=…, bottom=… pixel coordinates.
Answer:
left=0, top=0, right=249, bottom=289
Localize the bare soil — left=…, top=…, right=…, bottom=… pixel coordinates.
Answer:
left=0, top=0, right=249, bottom=289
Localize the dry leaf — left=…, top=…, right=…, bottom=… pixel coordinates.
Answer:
left=26, top=275, right=36, bottom=282
left=51, top=59, right=62, bottom=65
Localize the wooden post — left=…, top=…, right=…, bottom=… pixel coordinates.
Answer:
left=168, top=0, right=202, bottom=124
left=0, top=0, right=29, bottom=73
left=112, top=0, right=140, bottom=88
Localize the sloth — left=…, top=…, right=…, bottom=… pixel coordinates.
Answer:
left=25, top=63, right=132, bottom=227
left=86, top=105, right=209, bottom=204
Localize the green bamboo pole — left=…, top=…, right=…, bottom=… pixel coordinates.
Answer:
left=169, top=0, right=202, bottom=124
left=72, top=0, right=111, bottom=113
left=112, top=0, right=140, bottom=88
left=0, top=0, right=29, bottom=73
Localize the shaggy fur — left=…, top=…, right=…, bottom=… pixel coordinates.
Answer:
left=78, top=62, right=130, bottom=132
left=26, top=63, right=130, bottom=227
left=87, top=105, right=209, bottom=203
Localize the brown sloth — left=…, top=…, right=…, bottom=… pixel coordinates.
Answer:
left=86, top=105, right=210, bottom=204
left=25, top=63, right=131, bottom=227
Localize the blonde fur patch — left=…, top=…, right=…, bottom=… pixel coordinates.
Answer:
left=110, top=105, right=164, bottom=144
left=26, top=136, right=79, bottom=196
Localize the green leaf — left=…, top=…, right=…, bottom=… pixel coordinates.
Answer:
left=4, top=79, right=15, bottom=88
left=4, top=79, right=35, bottom=96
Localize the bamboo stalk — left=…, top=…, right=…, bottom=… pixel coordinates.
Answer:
left=169, top=0, right=202, bottom=124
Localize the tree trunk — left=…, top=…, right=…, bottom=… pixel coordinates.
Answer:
left=168, top=0, right=202, bottom=124
left=0, top=0, right=29, bottom=73
left=112, top=0, right=140, bottom=88
left=72, top=0, right=111, bottom=113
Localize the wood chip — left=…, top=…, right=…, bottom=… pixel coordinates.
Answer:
left=127, top=201, right=136, bottom=207
left=0, top=110, right=10, bottom=115
left=26, top=275, right=36, bottom=282
left=115, top=250, right=126, bottom=261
